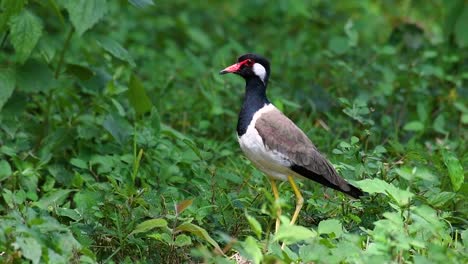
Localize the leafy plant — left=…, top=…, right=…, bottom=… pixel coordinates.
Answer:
left=0, top=1, right=466, bottom=263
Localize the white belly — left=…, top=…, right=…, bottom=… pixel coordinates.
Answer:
left=237, top=105, right=293, bottom=181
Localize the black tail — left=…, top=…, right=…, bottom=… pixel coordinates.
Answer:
left=344, top=183, right=364, bottom=199
left=290, top=164, right=364, bottom=199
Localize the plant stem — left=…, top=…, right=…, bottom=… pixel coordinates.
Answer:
left=55, top=27, right=74, bottom=79
left=0, top=31, right=9, bottom=49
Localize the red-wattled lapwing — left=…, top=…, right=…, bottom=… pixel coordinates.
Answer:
left=220, top=53, right=363, bottom=231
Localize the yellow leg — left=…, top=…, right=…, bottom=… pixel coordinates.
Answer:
left=269, top=178, right=281, bottom=233
left=287, top=175, right=304, bottom=226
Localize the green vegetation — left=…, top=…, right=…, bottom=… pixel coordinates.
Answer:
left=0, top=1, right=467, bottom=263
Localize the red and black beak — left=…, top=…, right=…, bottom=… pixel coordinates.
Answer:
left=219, top=62, right=241, bottom=75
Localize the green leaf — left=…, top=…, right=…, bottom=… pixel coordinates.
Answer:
left=148, top=233, right=172, bottom=244
left=239, top=236, right=263, bottom=264
left=74, top=190, right=103, bottom=213
left=9, top=10, right=43, bottom=63
left=128, top=74, right=153, bottom=115
left=355, top=178, right=388, bottom=194
left=62, top=0, right=108, bottom=36
left=441, top=150, right=464, bottom=191
left=433, top=114, right=447, bottom=134
left=174, top=234, right=192, bottom=247
left=355, top=178, right=414, bottom=206
left=97, top=37, right=136, bottom=67
left=245, top=212, right=262, bottom=239
left=318, top=219, right=343, bottom=238
left=403, top=121, right=424, bottom=132
left=328, top=36, right=350, bottom=54
left=56, top=207, right=83, bottom=221
left=175, top=222, right=222, bottom=253
left=462, top=114, right=468, bottom=124
left=0, top=0, right=26, bottom=37
left=274, top=224, right=317, bottom=244
left=102, top=114, right=131, bottom=144
left=131, top=218, right=168, bottom=235
left=13, top=237, right=42, bottom=264
left=461, top=229, right=468, bottom=247
left=427, top=191, right=457, bottom=207
left=70, top=158, right=88, bottom=169
left=65, top=63, right=95, bottom=81
left=33, top=189, right=73, bottom=209
left=454, top=5, right=468, bottom=47
left=0, top=69, right=15, bottom=111
left=16, top=59, right=55, bottom=92
left=0, top=160, right=12, bottom=181
left=129, top=0, right=155, bottom=8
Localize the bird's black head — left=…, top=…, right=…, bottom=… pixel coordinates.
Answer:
left=220, top=53, right=270, bottom=85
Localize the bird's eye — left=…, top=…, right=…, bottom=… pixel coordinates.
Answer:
left=245, top=59, right=254, bottom=66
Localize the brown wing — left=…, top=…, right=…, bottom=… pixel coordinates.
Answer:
left=255, top=107, right=362, bottom=198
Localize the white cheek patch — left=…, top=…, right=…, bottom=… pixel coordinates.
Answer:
left=253, top=63, right=267, bottom=83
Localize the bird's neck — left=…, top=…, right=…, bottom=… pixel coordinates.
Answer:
left=237, top=78, right=270, bottom=136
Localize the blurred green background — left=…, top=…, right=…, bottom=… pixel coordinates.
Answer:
left=0, top=0, right=467, bottom=263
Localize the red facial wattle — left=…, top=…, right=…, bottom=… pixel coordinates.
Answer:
left=219, top=59, right=254, bottom=74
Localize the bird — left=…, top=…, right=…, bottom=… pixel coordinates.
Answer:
left=219, top=53, right=363, bottom=232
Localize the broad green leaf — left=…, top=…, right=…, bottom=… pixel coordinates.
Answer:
left=245, top=212, right=262, bottom=239
left=328, top=36, right=349, bottom=54
left=396, top=166, right=438, bottom=183
left=416, top=102, right=429, bottom=123
left=13, top=237, right=42, bottom=264
left=433, top=114, right=447, bottom=134
left=175, top=199, right=193, bottom=215
left=175, top=222, right=222, bottom=253
left=462, top=114, right=468, bottom=124
left=0, top=146, right=16, bottom=156
left=70, top=158, right=88, bottom=169
left=174, top=234, right=192, bottom=247
left=355, top=178, right=414, bottom=206
left=239, top=236, right=263, bottom=264
left=355, top=178, right=389, bottom=194
left=97, top=37, right=136, bottom=66
left=0, top=0, right=26, bottom=37
left=102, top=114, right=131, bottom=144
left=131, top=218, right=168, bottom=235
left=0, top=69, right=15, bottom=111
left=16, top=59, right=55, bottom=92
left=454, top=5, right=468, bottom=47
left=129, top=0, right=155, bottom=8
left=299, top=243, right=330, bottom=263
left=128, top=74, right=153, bottom=115
left=403, top=121, right=424, bottom=132
left=427, top=192, right=457, bottom=207
left=148, top=233, right=172, bottom=244
left=274, top=224, right=317, bottom=244
left=62, top=0, right=108, bottom=36
left=56, top=207, right=82, bottom=221
left=454, top=102, right=468, bottom=113
left=33, top=189, right=73, bottom=209
left=318, top=219, right=343, bottom=238
left=65, top=63, right=95, bottom=81
left=0, top=160, right=12, bottom=181
left=441, top=150, right=464, bottom=191
left=461, top=229, right=468, bottom=247
left=9, top=10, right=43, bottom=63
left=74, top=190, right=103, bottom=213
